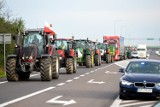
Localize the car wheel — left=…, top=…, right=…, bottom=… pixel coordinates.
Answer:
left=119, top=93, right=126, bottom=100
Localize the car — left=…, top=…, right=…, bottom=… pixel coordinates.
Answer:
left=119, top=59, right=160, bottom=99
left=131, top=51, right=138, bottom=58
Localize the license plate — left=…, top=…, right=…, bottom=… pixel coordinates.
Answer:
left=137, top=88, right=152, bottom=93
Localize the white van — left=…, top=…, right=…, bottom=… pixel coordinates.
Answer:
left=137, top=44, right=147, bottom=59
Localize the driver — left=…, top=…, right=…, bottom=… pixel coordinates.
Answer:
left=32, top=35, right=39, bottom=44
left=61, top=42, right=66, bottom=49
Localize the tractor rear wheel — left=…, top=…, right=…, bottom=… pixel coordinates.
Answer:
left=66, top=58, right=73, bottom=74
left=6, top=58, right=19, bottom=81
left=73, top=57, right=77, bottom=73
left=86, top=55, right=91, bottom=68
left=95, top=55, right=99, bottom=66
left=52, top=57, right=60, bottom=79
left=40, top=58, right=52, bottom=81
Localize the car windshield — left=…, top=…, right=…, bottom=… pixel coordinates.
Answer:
left=55, top=40, right=67, bottom=50
left=126, top=61, right=160, bottom=74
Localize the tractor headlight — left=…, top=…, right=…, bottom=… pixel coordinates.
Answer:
left=29, top=56, right=33, bottom=60
left=22, top=57, right=24, bottom=60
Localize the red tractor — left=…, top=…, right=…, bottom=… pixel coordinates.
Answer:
left=55, top=38, right=77, bottom=74
left=6, top=26, right=60, bottom=81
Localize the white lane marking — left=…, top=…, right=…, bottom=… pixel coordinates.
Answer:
left=105, top=71, right=110, bottom=73
left=139, top=105, right=153, bottom=107
left=120, top=101, right=157, bottom=107
left=30, top=74, right=39, bottom=77
left=90, top=71, right=95, bottom=73
left=57, top=83, right=66, bottom=86
left=0, top=73, right=39, bottom=85
left=114, top=63, right=125, bottom=68
left=120, top=100, right=139, bottom=103
left=0, top=81, right=8, bottom=85
left=46, top=95, right=76, bottom=106
left=110, top=96, right=122, bottom=107
left=73, top=77, right=80, bottom=80
left=65, top=80, right=73, bottom=83
left=85, top=72, right=90, bottom=75
left=0, top=87, right=55, bottom=107
left=80, top=75, right=85, bottom=77
left=87, top=79, right=105, bottom=84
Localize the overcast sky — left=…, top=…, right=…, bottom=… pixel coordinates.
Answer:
left=6, top=0, right=160, bottom=46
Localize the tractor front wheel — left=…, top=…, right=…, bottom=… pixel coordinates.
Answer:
left=86, top=55, right=91, bottom=68
left=52, top=57, right=60, bottom=79
left=6, top=58, right=19, bottom=81
left=66, top=58, right=73, bottom=74
left=40, top=58, right=52, bottom=81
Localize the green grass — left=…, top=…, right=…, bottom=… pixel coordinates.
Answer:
left=0, top=71, right=6, bottom=78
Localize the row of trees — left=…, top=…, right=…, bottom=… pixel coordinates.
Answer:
left=0, top=0, right=25, bottom=72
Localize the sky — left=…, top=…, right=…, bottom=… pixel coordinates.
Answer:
left=6, top=0, right=160, bottom=46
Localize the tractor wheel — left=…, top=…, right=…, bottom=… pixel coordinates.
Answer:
left=111, top=56, right=114, bottom=62
left=66, top=58, right=73, bottom=74
left=73, top=57, right=77, bottom=73
left=95, top=55, right=99, bottom=66
left=40, top=58, right=52, bottom=81
left=106, top=54, right=110, bottom=63
left=99, top=55, right=101, bottom=66
left=52, top=57, right=60, bottom=79
left=6, top=58, right=19, bottom=81
left=91, top=54, right=94, bottom=68
left=86, top=55, right=91, bottom=68
left=18, top=72, right=30, bottom=80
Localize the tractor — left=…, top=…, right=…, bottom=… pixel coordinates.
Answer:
left=74, top=39, right=94, bottom=68
left=55, top=38, right=77, bottom=74
left=6, top=28, right=60, bottom=81
left=93, top=41, right=101, bottom=66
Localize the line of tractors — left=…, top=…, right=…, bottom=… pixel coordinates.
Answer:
left=6, top=26, right=126, bottom=81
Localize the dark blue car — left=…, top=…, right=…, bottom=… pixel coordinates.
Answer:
left=119, top=59, right=160, bottom=99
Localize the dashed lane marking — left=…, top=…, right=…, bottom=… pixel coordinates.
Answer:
left=105, top=71, right=110, bottom=73
left=80, top=75, right=85, bottom=77
left=73, top=77, right=80, bottom=80
left=65, top=80, right=73, bottom=83
left=0, top=87, right=55, bottom=107
left=0, top=81, right=8, bottom=85
left=57, top=83, right=66, bottom=86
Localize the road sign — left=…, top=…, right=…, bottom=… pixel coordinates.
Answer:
left=0, top=33, right=11, bottom=44
left=46, top=96, right=76, bottom=106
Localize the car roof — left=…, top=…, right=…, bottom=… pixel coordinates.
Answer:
left=129, top=59, right=160, bottom=63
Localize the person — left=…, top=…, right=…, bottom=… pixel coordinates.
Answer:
left=61, top=42, right=66, bottom=49
left=32, top=35, right=39, bottom=44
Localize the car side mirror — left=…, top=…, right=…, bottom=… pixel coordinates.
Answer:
left=119, top=68, right=125, bottom=73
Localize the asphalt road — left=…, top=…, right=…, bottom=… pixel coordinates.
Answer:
left=0, top=51, right=160, bottom=107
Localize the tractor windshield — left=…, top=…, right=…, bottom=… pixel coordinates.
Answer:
left=23, top=32, right=44, bottom=54
left=55, top=40, right=67, bottom=50
left=75, top=40, right=86, bottom=48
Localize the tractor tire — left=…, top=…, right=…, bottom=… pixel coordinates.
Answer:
left=106, top=54, right=110, bottom=63
left=6, top=58, right=19, bottom=81
left=66, top=58, right=73, bottom=74
left=111, top=56, right=114, bottom=63
left=99, top=55, right=101, bottom=66
left=91, top=54, right=94, bottom=68
left=95, top=55, right=99, bottom=66
left=52, top=57, right=60, bottom=79
left=40, top=58, right=52, bottom=81
left=73, top=57, right=77, bottom=73
left=18, top=72, right=30, bottom=80
left=86, top=55, right=91, bottom=68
